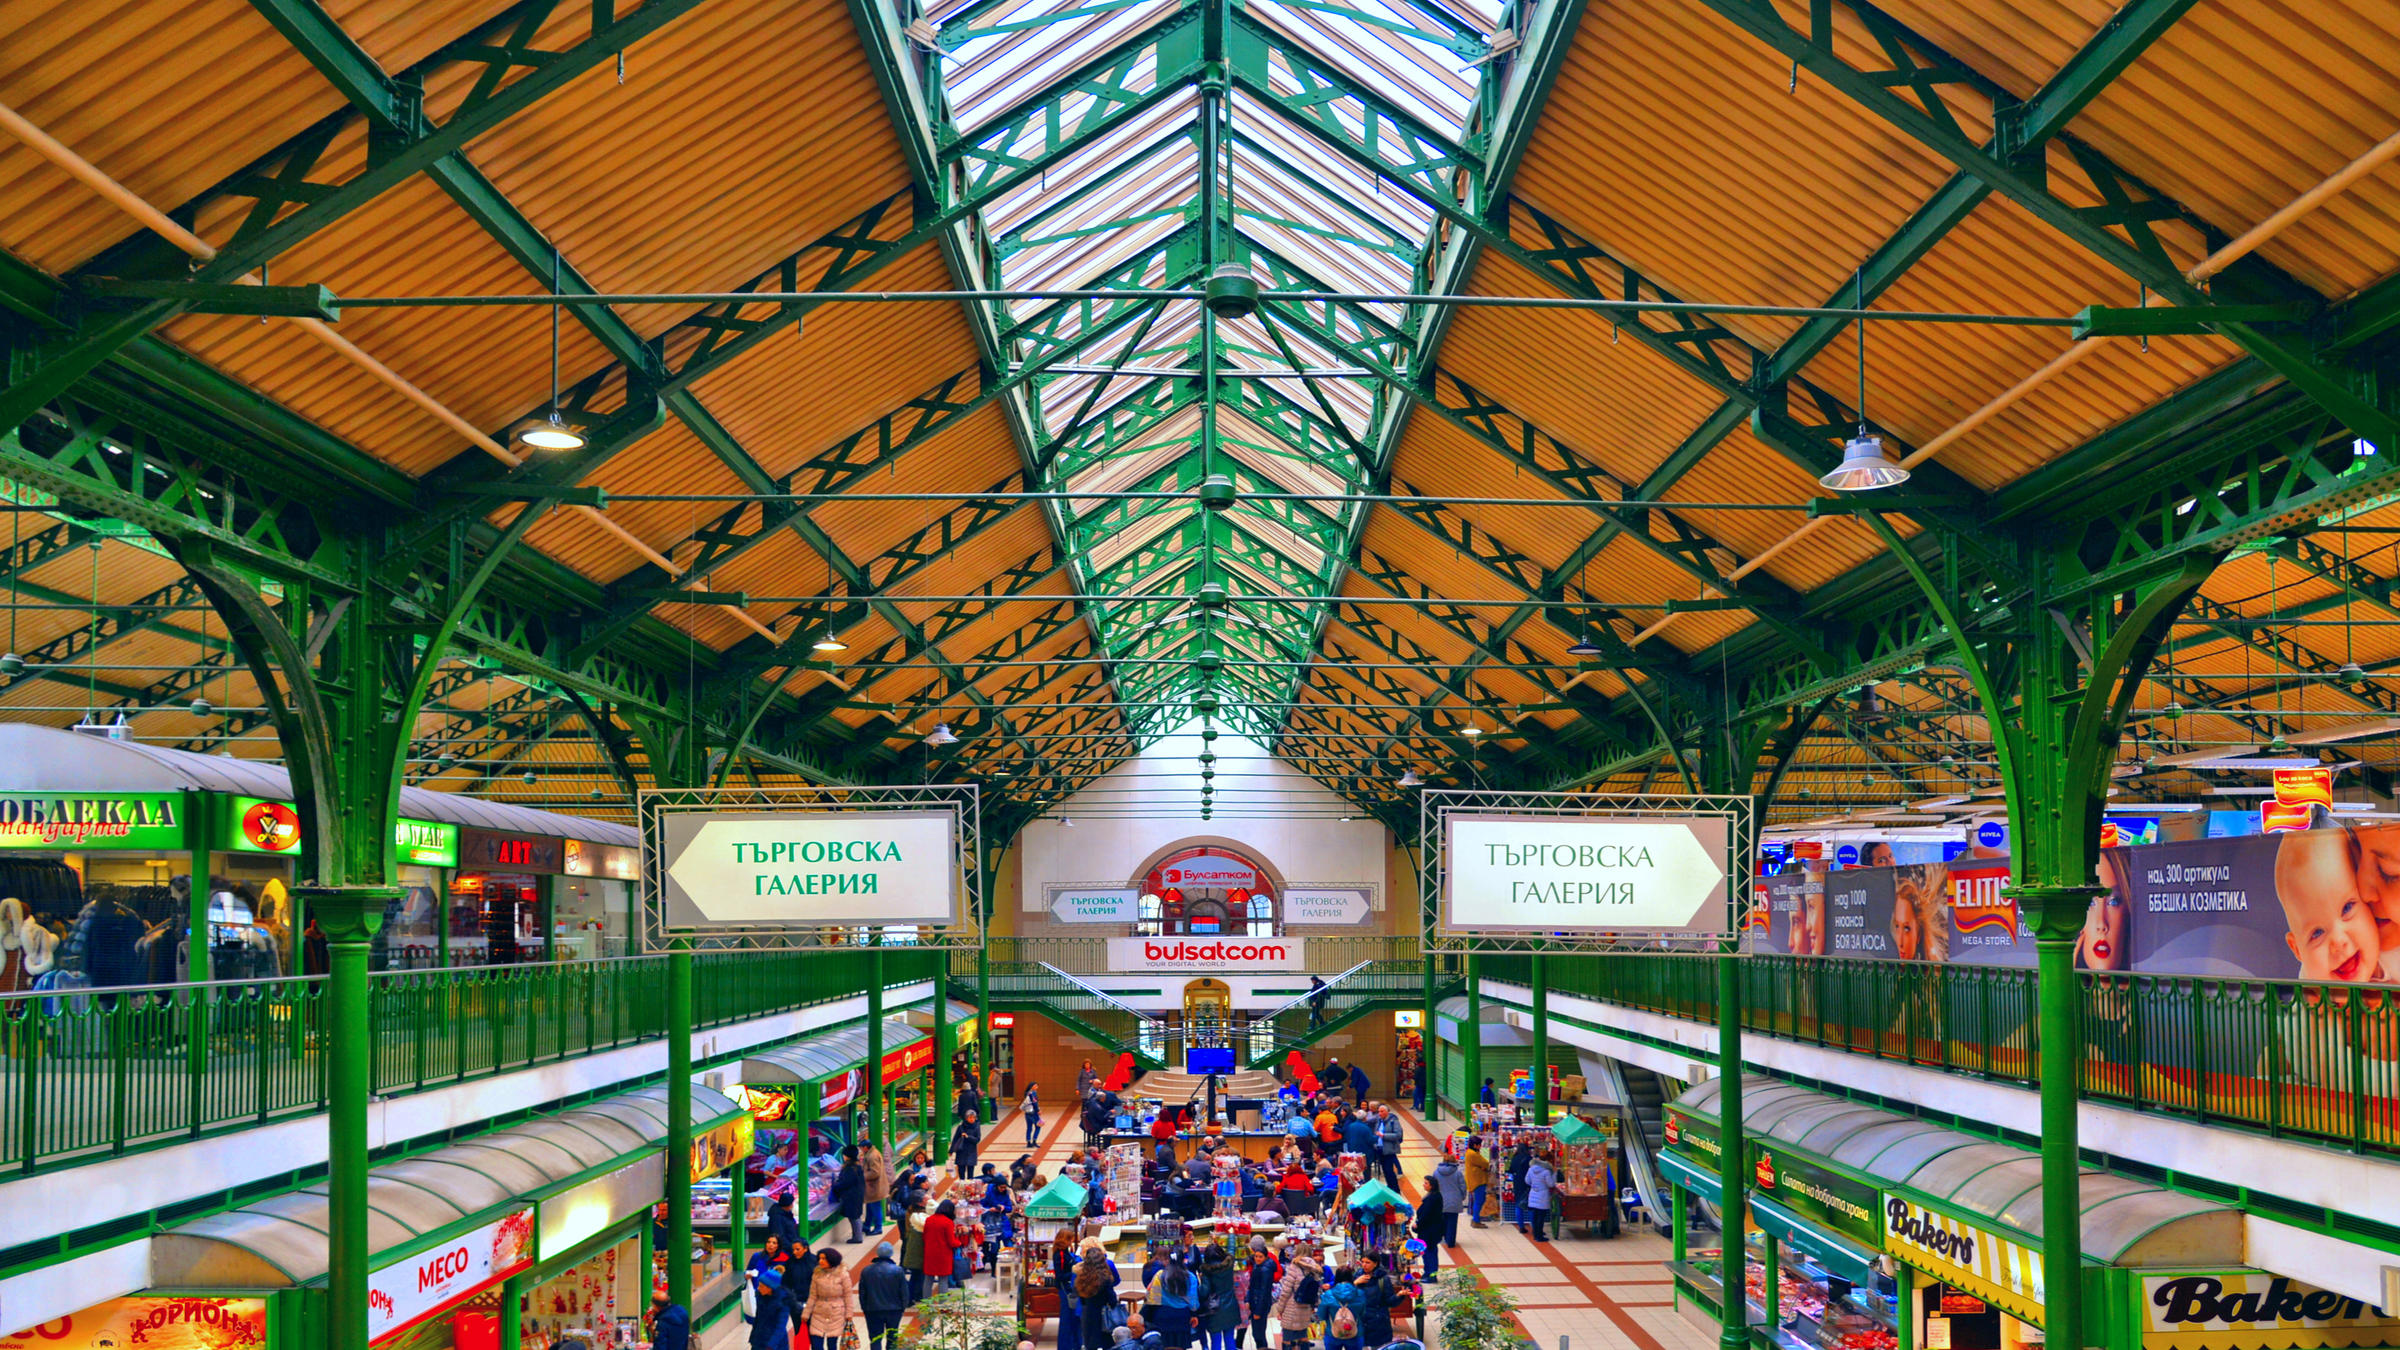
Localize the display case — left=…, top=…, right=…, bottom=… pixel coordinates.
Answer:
left=1672, top=1235, right=1899, bottom=1350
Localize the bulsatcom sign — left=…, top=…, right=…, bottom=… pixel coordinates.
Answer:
left=1443, top=813, right=1730, bottom=935
left=656, top=809, right=959, bottom=929
left=1106, top=937, right=1309, bottom=971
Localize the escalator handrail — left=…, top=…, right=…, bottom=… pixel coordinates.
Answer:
left=1251, top=959, right=1380, bottom=1020
left=1037, top=962, right=1164, bottom=1026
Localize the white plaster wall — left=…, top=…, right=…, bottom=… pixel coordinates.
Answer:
left=1016, top=727, right=1389, bottom=924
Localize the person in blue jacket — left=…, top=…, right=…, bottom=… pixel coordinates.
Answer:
left=749, top=1265, right=795, bottom=1350
left=1348, top=1063, right=1369, bottom=1101
left=649, top=1293, right=691, bottom=1350
left=1317, top=1265, right=1368, bottom=1350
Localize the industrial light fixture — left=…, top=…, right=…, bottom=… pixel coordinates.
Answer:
left=1398, top=769, right=1424, bottom=787
left=2265, top=733, right=2292, bottom=754
left=924, top=723, right=959, bottom=746
left=518, top=247, right=587, bottom=451
left=1818, top=269, right=1908, bottom=492
left=189, top=696, right=212, bottom=716
left=0, top=653, right=21, bottom=677
left=1059, top=816, right=1075, bottom=828
left=589, top=788, right=603, bottom=800
left=1566, top=636, right=1604, bottom=658
left=2339, top=661, right=2368, bottom=686
left=812, top=632, right=848, bottom=653
left=521, top=770, right=538, bottom=785
left=1461, top=725, right=1483, bottom=737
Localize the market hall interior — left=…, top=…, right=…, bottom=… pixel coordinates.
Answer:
left=2, top=0, right=2400, bottom=1347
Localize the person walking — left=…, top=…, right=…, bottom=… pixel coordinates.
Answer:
left=767, top=1194, right=801, bottom=1253
left=951, top=1110, right=983, bottom=1178
left=1146, top=1252, right=1201, bottom=1350
left=1076, top=1239, right=1122, bottom=1350
left=1316, top=1267, right=1365, bottom=1350
left=1523, top=1153, right=1556, bottom=1244
left=1271, top=1250, right=1323, bottom=1350
left=803, top=1248, right=861, bottom=1350
left=832, top=1146, right=867, bottom=1244
left=649, top=1292, right=691, bottom=1350
left=1411, top=1177, right=1446, bottom=1281
left=862, top=1138, right=891, bottom=1234
left=1306, top=975, right=1329, bottom=1027
left=1346, top=1063, right=1368, bottom=1103
left=1431, top=1155, right=1465, bottom=1248
left=1241, top=1238, right=1280, bottom=1350
left=1350, top=1257, right=1395, bottom=1349
left=1506, top=1140, right=1533, bottom=1230
left=1372, top=1109, right=1402, bottom=1188
left=860, top=1243, right=908, bottom=1350
left=899, top=1198, right=930, bottom=1304
left=748, top=1266, right=795, bottom=1350
left=1024, top=1084, right=1043, bottom=1145
left=1198, top=1244, right=1240, bottom=1350
left=924, top=1199, right=966, bottom=1290
left=1461, top=1137, right=1492, bottom=1229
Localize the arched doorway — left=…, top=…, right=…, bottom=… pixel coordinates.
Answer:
left=1138, top=844, right=1280, bottom=935
left=1183, top=977, right=1233, bottom=1048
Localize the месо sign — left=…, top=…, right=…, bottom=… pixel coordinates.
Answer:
left=656, top=809, right=959, bottom=929
left=1442, top=813, right=1731, bottom=935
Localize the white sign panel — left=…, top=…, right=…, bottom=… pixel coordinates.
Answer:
left=368, top=1208, right=533, bottom=1343
left=1048, top=885, right=1141, bottom=924
left=1105, top=936, right=1308, bottom=971
left=1283, top=887, right=1373, bottom=925
left=657, top=809, right=959, bottom=928
left=1444, top=814, right=1729, bottom=934
left=1156, top=853, right=1259, bottom=890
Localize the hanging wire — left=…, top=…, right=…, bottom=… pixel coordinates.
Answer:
left=86, top=537, right=101, bottom=718
left=549, top=245, right=565, bottom=420
left=1855, top=266, right=1869, bottom=435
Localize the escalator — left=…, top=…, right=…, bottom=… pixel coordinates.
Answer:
left=1595, top=1056, right=1681, bottom=1234
left=1241, top=960, right=1435, bottom=1068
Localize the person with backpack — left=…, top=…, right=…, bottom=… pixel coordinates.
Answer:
left=1198, top=1244, right=1240, bottom=1350
left=1146, top=1251, right=1201, bottom=1350
left=1350, top=1256, right=1396, bottom=1349
left=1241, top=1238, right=1280, bottom=1350
left=1316, top=1265, right=1366, bottom=1350
left=1272, top=1250, right=1323, bottom=1350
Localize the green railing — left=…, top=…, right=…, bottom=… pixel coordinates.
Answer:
left=967, top=935, right=1422, bottom=975
left=1244, top=961, right=1427, bottom=1065
left=1, top=948, right=940, bottom=1175
left=1480, top=953, right=2400, bottom=1157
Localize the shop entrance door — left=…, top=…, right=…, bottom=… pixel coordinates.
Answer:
left=1184, top=978, right=1232, bottom=1049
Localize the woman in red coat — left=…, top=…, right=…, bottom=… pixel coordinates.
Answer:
left=922, top=1200, right=965, bottom=1290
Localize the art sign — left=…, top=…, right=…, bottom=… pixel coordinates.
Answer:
left=1443, top=814, right=1730, bottom=935
left=654, top=809, right=959, bottom=929
left=1105, top=936, right=1308, bottom=971
left=1283, top=887, right=1373, bottom=925
left=1047, top=885, right=1140, bottom=924
left=218, top=797, right=458, bottom=866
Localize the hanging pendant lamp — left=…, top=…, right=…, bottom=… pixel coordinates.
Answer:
left=1819, top=270, right=1907, bottom=492
left=518, top=247, right=586, bottom=451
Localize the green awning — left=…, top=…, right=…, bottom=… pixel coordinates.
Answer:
left=1659, top=1150, right=1720, bottom=1202
left=1552, top=1114, right=1608, bottom=1145
left=1751, top=1193, right=1878, bottom=1288
left=1346, top=1179, right=1411, bottom=1212
left=1025, top=1175, right=1089, bottom=1219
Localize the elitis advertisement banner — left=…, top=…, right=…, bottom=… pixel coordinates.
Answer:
left=1752, top=860, right=2028, bottom=966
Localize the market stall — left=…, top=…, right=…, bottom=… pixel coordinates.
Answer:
left=1550, top=1112, right=1622, bottom=1235
left=735, top=1016, right=931, bottom=1240
left=1340, top=1180, right=1425, bottom=1342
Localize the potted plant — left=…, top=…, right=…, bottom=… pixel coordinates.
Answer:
left=901, top=1288, right=1027, bottom=1350
left=1430, top=1272, right=1522, bottom=1350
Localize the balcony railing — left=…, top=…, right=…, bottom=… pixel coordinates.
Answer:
left=1479, top=953, right=2400, bottom=1157
left=0, top=948, right=941, bottom=1175
left=965, top=934, right=1423, bottom=975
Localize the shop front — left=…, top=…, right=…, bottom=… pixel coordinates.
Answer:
left=0, top=1295, right=271, bottom=1349
left=2120, top=1269, right=2400, bottom=1350
left=733, top=1016, right=936, bottom=1241
left=557, top=838, right=639, bottom=960
left=1663, top=1077, right=2250, bottom=1350
left=143, top=1081, right=746, bottom=1347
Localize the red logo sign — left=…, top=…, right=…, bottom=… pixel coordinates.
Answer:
left=241, top=800, right=302, bottom=852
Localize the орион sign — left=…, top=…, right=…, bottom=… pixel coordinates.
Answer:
left=1105, top=936, right=1309, bottom=971
left=1443, top=814, right=1731, bottom=934
left=656, top=809, right=959, bottom=928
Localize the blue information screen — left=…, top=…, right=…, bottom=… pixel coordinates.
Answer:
left=1185, top=1047, right=1236, bottom=1075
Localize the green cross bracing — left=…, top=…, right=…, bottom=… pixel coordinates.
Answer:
left=0, top=0, right=2395, bottom=861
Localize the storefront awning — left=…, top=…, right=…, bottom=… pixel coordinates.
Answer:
left=1669, top=1076, right=2241, bottom=1267
left=148, top=1082, right=740, bottom=1289
left=1432, top=995, right=1527, bottom=1046
left=742, top=1017, right=928, bottom=1085
left=1659, top=1149, right=1720, bottom=1202
left=0, top=723, right=638, bottom=847
left=1025, top=1175, right=1089, bottom=1219
left=1751, top=1193, right=1879, bottom=1288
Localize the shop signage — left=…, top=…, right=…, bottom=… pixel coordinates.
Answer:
left=693, top=1114, right=754, bottom=1182
left=1048, top=885, right=1140, bottom=924
left=1103, top=936, right=1308, bottom=971
left=2142, top=1272, right=2400, bottom=1349
left=654, top=809, right=959, bottom=928
left=1, top=1296, right=266, bottom=1349
left=1157, top=853, right=1259, bottom=889
left=1884, top=1197, right=2043, bottom=1326
left=740, top=1086, right=795, bottom=1122
left=821, top=1067, right=865, bottom=1113
left=564, top=837, right=638, bottom=879
left=1751, top=1148, right=1880, bottom=1246
left=459, top=828, right=565, bottom=874
left=1442, top=813, right=1731, bottom=935
left=1284, top=887, right=1373, bottom=925
left=0, top=792, right=183, bottom=850
left=214, top=798, right=459, bottom=865
left=1661, top=1110, right=1721, bottom=1167
left=992, top=1013, right=1015, bottom=1028
left=883, top=1036, right=936, bottom=1080
left=367, top=1207, right=534, bottom=1344
left=1394, top=1010, right=1423, bottom=1028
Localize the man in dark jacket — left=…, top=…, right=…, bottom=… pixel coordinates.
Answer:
left=1348, top=1063, right=1369, bottom=1102
left=1341, top=1112, right=1377, bottom=1159
left=1413, top=1174, right=1447, bottom=1280
left=951, top=1110, right=982, bottom=1177
left=833, top=1145, right=868, bottom=1242
left=767, top=1194, right=802, bottom=1252
left=648, top=1293, right=690, bottom=1350
left=860, top=1242, right=910, bottom=1350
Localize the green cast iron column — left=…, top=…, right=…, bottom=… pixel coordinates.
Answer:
left=1717, top=941, right=1744, bottom=1350
left=934, top=975, right=954, bottom=1162
left=1420, top=953, right=1436, bottom=1106
left=309, top=885, right=397, bottom=1350
left=1528, top=952, right=1548, bottom=1126
left=2030, top=892, right=2084, bottom=1348
left=869, top=941, right=887, bottom=1151
left=978, top=943, right=993, bottom=1111
left=1462, top=953, right=1481, bottom=1115
left=500, top=1271, right=528, bottom=1350
left=667, top=938, right=694, bottom=1310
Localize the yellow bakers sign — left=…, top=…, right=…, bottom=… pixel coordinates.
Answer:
left=1884, top=1196, right=2045, bottom=1326
left=2143, top=1273, right=2400, bottom=1350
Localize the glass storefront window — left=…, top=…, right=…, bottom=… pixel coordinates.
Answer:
left=451, top=872, right=542, bottom=966
left=374, top=866, right=444, bottom=971
left=553, top=876, right=629, bottom=960
left=205, top=855, right=296, bottom=980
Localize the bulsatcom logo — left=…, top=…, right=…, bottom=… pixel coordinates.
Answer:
left=1143, top=941, right=1288, bottom=963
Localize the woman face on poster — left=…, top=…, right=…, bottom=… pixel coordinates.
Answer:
left=2349, top=826, right=2400, bottom=981
left=1890, top=888, right=1922, bottom=960
left=2077, top=854, right=2129, bottom=971
left=1798, top=893, right=1825, bottom=955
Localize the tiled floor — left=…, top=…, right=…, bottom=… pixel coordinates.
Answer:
left=707, top=1100, right=1693, bottom=1350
